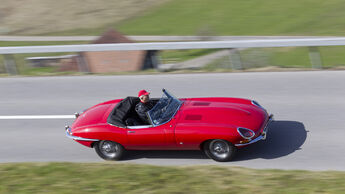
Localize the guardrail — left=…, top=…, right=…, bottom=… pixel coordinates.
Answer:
left=2, top=38, right=345, bottom=54
left=2, top=37, right=345, bottom=74
left=0, top=35, right=338, bottom=42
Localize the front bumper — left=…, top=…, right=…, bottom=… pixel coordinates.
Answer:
left=235, top=114, right=274, bottom=147
left=65, top=126, right=99, bottom=141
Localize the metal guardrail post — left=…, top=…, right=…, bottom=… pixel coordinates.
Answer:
left=151, top=51, right=161, bottom=69
left=3, top=54, right=18, bottom=75
left=308, top=47, right=323, bottom=69
left=228, top=49, right=243, bottom=70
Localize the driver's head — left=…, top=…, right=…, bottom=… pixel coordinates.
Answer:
left=138, top=89, right=150, bottom=103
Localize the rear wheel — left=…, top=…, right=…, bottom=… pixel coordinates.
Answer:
left=203, top=139, right=236, bottom=162
left=94, top=140, right=124, bottom=161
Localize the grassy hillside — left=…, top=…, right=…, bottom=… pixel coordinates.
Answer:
left=0, top=0, right=170, bottom=35
left=2, top=0, right=345, bottom=36
left=117, top=0, right=345, bottom=36
left=1, top=163, right=345, bottom=193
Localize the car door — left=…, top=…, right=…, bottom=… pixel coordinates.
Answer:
left=126, top=118, right=178, bottom=150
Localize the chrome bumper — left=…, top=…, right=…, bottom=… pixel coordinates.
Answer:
left=65, top=126, right=99, bottom=141
left=235, top=114, right=274, bottom=147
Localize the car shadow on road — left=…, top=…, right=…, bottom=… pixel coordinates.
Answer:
left=234, top=120, right=307, bottom=161
left=122, top=150, right=207, bottom=160
left=122, top=120, right=307, bottom=161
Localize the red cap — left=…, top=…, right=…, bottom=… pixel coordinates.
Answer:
left=138, top=90, right=150, bottom=97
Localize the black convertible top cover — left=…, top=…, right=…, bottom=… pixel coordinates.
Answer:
left=107, top=96, right=140, bottom=128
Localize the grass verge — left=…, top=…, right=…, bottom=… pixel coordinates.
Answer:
left=160, top=49, right=220, bottom=63
left=0, top=41, right=88, bottom=75
left=204, top=46, right=345, bottom=70
left=0, top=163, right=345, bottom=193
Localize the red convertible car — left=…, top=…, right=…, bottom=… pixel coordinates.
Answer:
left=65, top=89, right=273, bottom=162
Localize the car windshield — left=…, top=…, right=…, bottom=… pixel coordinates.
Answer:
left=147, top=89, right=183, bottom=126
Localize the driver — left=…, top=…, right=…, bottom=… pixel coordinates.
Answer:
left=135, top=89, right=155, bottom=124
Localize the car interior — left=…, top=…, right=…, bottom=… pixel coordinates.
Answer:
left=107, top=96, right=159, bottom=128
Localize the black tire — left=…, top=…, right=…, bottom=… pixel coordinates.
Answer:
left=203, top=139, right=237, bottom=162
left=94, top=140, right=125, bottom=161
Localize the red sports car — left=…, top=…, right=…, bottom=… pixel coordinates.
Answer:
left=65, top=89, right=273, bottom=162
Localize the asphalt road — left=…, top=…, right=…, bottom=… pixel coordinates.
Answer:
left=0, top=71, right=344, bottom=171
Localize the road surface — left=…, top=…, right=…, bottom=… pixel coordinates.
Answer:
left=0, top=71, right=344, bottom=171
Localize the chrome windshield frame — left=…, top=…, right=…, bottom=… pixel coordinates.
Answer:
left=147, top=89, right=183, bottom=127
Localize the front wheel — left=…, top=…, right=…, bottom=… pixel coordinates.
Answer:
left=203, top=139, right=236, bottom=162
left=94, top=140, right=125, bottom=161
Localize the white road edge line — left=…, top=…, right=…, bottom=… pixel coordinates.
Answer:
left=0, top=115, right=75, bottom=119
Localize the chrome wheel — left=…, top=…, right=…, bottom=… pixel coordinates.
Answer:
left=209, top=140, right=230, bottom=159
left=95, top=140, right=124, bottom=160
left=100, top=141, right=119, bottom=158
left=203, top=139, right=236, bottom=162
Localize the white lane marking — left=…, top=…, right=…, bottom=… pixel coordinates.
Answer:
left=0, top=115, right=75, bottom=119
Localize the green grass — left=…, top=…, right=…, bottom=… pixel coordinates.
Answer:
left=0, top=0, right=169, bottom=36
left=160, top=49, right=220, bottom=63
left=0, top=163, right=345, bottom=194
left=42, top=0, right=345, bottom=36
left=116, top=0, right=345, bottom=36
left=204, top=46, right=345, bottom=70
left=254, top=46, right=345, bottom=68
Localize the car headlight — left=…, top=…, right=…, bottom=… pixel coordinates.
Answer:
left=237, top=127, right=255, bottom=139
left=65, top=126, right=73, bottom=135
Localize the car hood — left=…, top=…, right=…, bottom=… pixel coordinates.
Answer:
left=71, top=100, right=118, bottom=129
left=179, top=98, right=267, bottom=131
